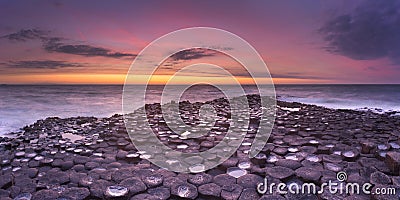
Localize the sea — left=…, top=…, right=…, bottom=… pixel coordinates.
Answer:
left=1, top=84, right=399, bottom=135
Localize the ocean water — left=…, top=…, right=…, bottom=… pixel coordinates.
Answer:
left=0, top=84, right=399, bottom=135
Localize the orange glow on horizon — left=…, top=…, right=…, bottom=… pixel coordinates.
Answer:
left=0, top=73, right=333, bottom=85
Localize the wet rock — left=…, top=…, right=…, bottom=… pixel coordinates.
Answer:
left=129, top=193, right=158, bottom=200
left=13, top=193, right=32, bottom=200
left=13, top=177, right=36, bottom=193
left=220, top=157, right=239, bottom=168
left=221, top=184, right=243, bottom=200
left=286, top=193, right=319, bottom=200
left=213, top=174, right=236, bottom=186
left=361, top=142, right=375, bottom=154
left=163, top=177, right=185, bottom=189
left=0, top=189, right=10, bottom=198
left=60, top=187, right=90, bottom=200
left=79, top=176, right=94, bottom=187
left=51, top=159, right=63, bottom=168
left=324, top=162, right=343, bottom=172
left=38, top=169, right=70, bottom=185
left=238, top=188, right=259, bottom=200
left=84, top=161, right=100, bottom=170
left=171, top=183, right=198, bottom=199
left=259, top=194, right=285, bottom=200
left=32, top=189, right=60, bottom=200
left=273, top=147, right=287, bottom=155
left=60, top=161, right=74, bottom=171
left=342, top=149, right=360, bottom=161
left=275, top=160, right=302, bottom=170
left=343, top=194, right=371, bottom=200
left=104, top=185, right=129, bottom=198
left=370, top=171, right=391, bottom=185
left=322, top=154, right=342, bottom=163
left=237, top=174, right=263, bottom=189
left=295, top=167, right=321, bottom=182
left=73, top=156, right=90, bottom=165
left=227, top=167, right=247, bottom=178
left=120, top=177, right=147, bottom=195
left=89, top=179, right=112, bottom=199
left=142, top=174, right=163, bottom=188
left=111, top=168, right=134, bottom=183
left=198, top=183, right=221, bottom=197
left=188, top=173, right=213, bottom=186
left=385, top=151, right=400, bottom=175
left=0, top=174, right=12, bottom=189
left=147, top=186, right=170, bottom=200
left=266, top=166, right=295, bottom=180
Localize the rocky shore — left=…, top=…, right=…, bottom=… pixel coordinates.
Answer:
left=1, top=96, right=400, bottom=200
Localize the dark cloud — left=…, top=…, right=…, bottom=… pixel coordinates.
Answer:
left=170, top=49, right=216, bottom=61
left=1, top=29, right=47, bottom=41
left=43, top=39, right=136, bottom=58
left=319, top=0, right=400, bottom=64
left=1, top=29, right=136, bottom=58
left=4, top=60, right=80, bottom=69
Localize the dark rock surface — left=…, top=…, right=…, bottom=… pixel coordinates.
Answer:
left=0, top=96, right=399, bottom=199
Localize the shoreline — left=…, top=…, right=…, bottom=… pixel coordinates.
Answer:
left=1, top=97, right=400, bottom=199
left=1, top=99, right=399, bottom=138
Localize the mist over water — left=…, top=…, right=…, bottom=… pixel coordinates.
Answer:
left=0, top=84, right=399, bottom=135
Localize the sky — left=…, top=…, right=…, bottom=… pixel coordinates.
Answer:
left=1, top=0, right=400, bottom=84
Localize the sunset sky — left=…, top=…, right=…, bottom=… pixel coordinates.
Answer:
left=1, top=0, right=400, bottom=84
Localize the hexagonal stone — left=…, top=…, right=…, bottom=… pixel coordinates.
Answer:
left=370, top=171, right=391, bottom=185
left=295, top=167, right=321, bottom=182
left=60, top=161, right=74, bottom=171
left=324, top=162, right=343, bottom=172
left=104, top=185, right=129, bottom=198
left=147, top=186, right=170, bottom=200
left=73, top=156, right=90, bottom=165
left=89, top=179, right=112, bottom=199
left=213, top=174, right=236, bottom=187
left=32, top=189, right=60, bottom=200
left=237, top=174, right=263, bottom=189
left=129, top=193, right=158, bottom=200
left=266, top=166, right=295, bottom=180
left=60, top=187, right=90, bottom=200
left=198, top=183, right=221, bottom=197
left=238, top=188, right=259, bottom=200
left=13, top=193, right=32, bottom=200
left=171, top=183, right=198, bottom=199
left=0, top=174, right=12, bottom=189
left=142, top=173, right=163, bottom=188
left=385, top=151, right=400, bottom=175
left=342, top=149, right=360, bottom=162
left=163, top=177, right=186, bottom=189
left=361, top=141, right=375, bottom=154
left=188, top=173, right=213, bottom=186
left=38, top=169, right=70, bottom=185
left=111, top=168, right=134, bottom=183
left=84, top=162, right=100, bottom=170
left=275, top=159, right=302, bottom=170
left=0, top=189, right=10, bottom=198
left=221, top=157, right=239, bottom=168
left=322, top=154, right=342, bottom=163
left=221, top=184, right=243, bottom=200
left=120, top=177, right=147, bottom=195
